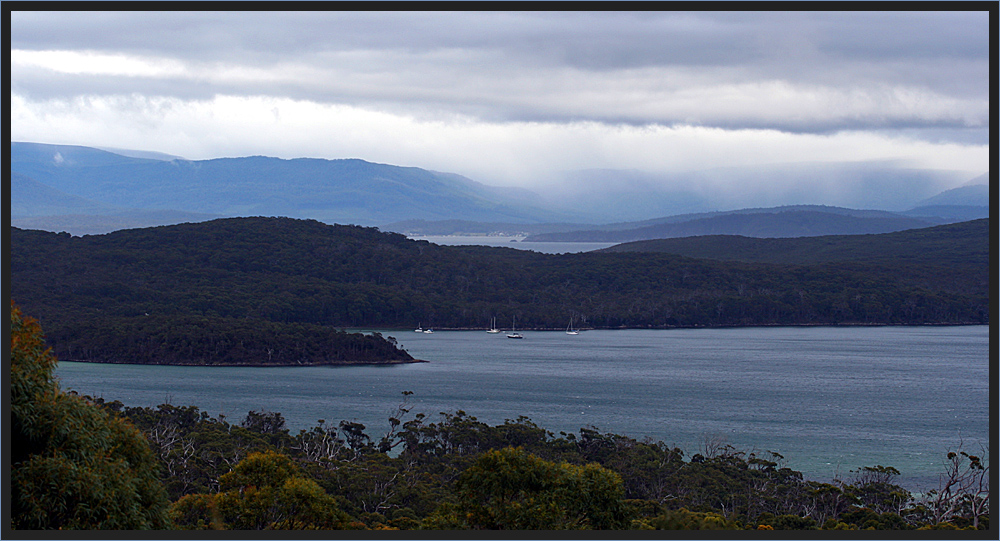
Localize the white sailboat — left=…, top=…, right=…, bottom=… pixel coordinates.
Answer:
left=487, top=317, right=501, bottom=333
left=506, top=316, right=524, bottom=339
left=414, top=323, right=424, bottom=332
left=566, top=319, right=579, bottom=335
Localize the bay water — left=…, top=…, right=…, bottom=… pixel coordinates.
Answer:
left=53, top=325, right=990, bottom=490
left=407, top=235, right=618, bottom=254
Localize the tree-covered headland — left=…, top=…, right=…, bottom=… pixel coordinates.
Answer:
left=9, top=217, right=989, bottom=365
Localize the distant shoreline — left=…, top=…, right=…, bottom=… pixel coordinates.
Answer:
left=59, top=358, right=428, bottom=367
left=367, top=321, right=987, bottom=332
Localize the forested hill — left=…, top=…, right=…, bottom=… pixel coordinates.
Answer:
left=599, top=219, right=989, bottom=266
left=10, top=217, right=988, bottom=365
left=523, top=209, right=939, bottom=243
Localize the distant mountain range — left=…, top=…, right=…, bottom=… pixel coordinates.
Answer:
left=10, top=142, right=990, bottom=240
left=914, top=177, right=989, bottom=207
left=531, top=164, right=982, bottom=222
left=11, top=171, right=224, bottom=236
left=12, top=172, right=116, bottom=216
left=9, top=142, right=563, bottom=233
left=898, top=177, right=990, bottom=222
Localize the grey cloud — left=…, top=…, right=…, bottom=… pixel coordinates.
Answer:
left=808, top=11, right=989, bottom=61
left=11, top=11, right=987, bottom=68
left=9, top=10, right=990, bottom=138
left=11, top=67, right=988, bottom=139
left=10, top=66, right=216, bottom=102
left=879, top=126, right=990, bottom=146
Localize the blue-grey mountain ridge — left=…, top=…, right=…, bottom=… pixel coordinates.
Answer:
left=10, top=142, right=990, bottom=239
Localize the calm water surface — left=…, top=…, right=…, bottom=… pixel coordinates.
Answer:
left=409, top=235, right=617, bottom=253
left=54, top=325, right=990, bottom=489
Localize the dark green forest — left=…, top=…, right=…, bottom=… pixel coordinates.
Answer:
left=600, top=217, right=990, bottom=266
left=524, top=209, right=939, bottom=242
left=10, top=217, right=988, bottom=365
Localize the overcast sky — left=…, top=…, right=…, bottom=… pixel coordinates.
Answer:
left=9, top=10, right=991, bottom=188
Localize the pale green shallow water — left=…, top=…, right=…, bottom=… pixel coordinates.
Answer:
left=55, top=325, right=990, bottom=490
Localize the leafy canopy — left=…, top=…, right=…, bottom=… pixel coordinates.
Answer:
left=9, top=301, right=170, bottom=529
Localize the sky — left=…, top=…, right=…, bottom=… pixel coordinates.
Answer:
left=9, top=10, right=992, bottom=190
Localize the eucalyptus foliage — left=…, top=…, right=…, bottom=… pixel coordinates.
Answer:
left=10, top=301, right=170, bottom=529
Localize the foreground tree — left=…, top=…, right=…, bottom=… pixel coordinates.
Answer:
left=9, top=301, right=170, bottom=529
left=845, top=465, right=911, bottom=516
left=429, top=446, right=630, bottom=529
left=636, top=508, right=741, bottom=530
left=171, top=451, right=350, bottom=530
left=913, top=446, right=990, bottom=529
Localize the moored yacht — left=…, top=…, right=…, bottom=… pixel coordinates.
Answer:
left=506, top=317, right=524, bottom=339
left=566, top=319, right=579, bottom=335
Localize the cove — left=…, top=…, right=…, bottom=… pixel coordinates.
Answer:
left=54, top=325, right=990, bottom=490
